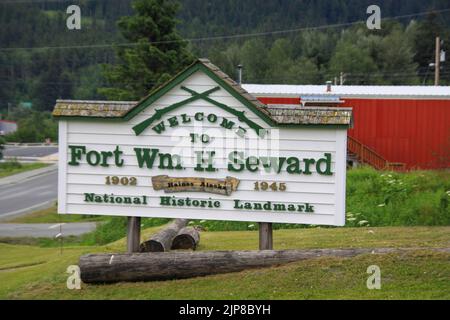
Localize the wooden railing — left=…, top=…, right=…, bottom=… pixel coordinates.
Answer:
left=347, top=136, right=406, bottom=171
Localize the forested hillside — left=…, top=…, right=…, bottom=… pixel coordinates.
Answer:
left=0, top=0, right=449, bottom=116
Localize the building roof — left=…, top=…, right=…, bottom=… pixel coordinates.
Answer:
left=243, top=84, right=450, bottom=99
left=52, top=100, right=137, bottom=118
left=53, top=59, right=352, bottom=127
left=266, top=106, right=353, bottom=126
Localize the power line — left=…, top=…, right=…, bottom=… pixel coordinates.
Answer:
left=2, top=71, right=449, bottom=85
left=0, top=0, right=98, bottom=3
left=0, top=7, right=450, bottom=52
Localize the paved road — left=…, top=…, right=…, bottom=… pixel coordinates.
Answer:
left=0, top=222, right=97, bottom=238
left=0, top=165, right=58, bottom=220
left=4, top=145, right=58, bottom=158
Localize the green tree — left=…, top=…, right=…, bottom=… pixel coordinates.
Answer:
left=99, top=0, right=194, bottom=100
left=5, top=111, right=57, bottom=143
left=208, top=43, right=242, bottom=80
left=329, top=38, right=380, bottom=84
left=289, top=57, right=322, bottom=84
left=32, top=50, right=73, bottom=111
left=378, top=27, right=419, bottom=85
left=240, top=39, right=270, bottom=83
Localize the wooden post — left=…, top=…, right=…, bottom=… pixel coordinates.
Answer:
left=127, top=216, right=141, bottom=253
left=259, top=222, right=273, bottom=250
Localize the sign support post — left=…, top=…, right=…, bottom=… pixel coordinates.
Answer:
left=127, top=216, right=141, bottom=253
left=259, top=222, right=273, bottom=250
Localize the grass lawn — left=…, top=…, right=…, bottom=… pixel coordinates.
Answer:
left=0, top=162, right=49, bottom=178
left=0, top=226, right=449, bottom=300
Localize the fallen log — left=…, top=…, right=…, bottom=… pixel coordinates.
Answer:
left=171, top=227, right=200, bottom=250
left=80, top=248, right=399, bottom=283
left=140, top=219, right=188, bottom=252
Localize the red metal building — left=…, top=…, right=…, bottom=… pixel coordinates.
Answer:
left=243, top=84, right=450, bottom=170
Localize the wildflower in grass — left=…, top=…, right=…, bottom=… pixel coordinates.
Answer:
left=200, top=220, right=206, bottom=223
left=358, top=220, right=369, bottom=226
left=378, top=203, right=386, bottom=207
left=347, top=218, right=357, bottom=222
left=248, top=224, right=255, bottom=229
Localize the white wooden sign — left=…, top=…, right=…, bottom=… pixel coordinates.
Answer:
left=55, top=59, right=351, bottom=226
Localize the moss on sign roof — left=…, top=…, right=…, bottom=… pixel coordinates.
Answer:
left=52, top=100, right=137, bottom=118
left=267, top=107, right=353, bottom=126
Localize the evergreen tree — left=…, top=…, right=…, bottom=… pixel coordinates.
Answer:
left=32, top=50, right=73, bottom=111
left=99, top=0, right=194, bottom=100
left=378, top=27, right=419, bottom=85
left=329, top=37, right=380, bottom=85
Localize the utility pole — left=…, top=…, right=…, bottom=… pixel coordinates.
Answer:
left=435, top=36, right=440, bottom=86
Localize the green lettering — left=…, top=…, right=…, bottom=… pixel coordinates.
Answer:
left=246, top=156, right=259, bottom=172
left=235, top=126, right=247, bottom=138
left=152, top=122, right=166, bottom=134
left=303, top=158, right=316, bottom=175
left=84, top=193, right=94, bottom=202
left=286, top=157, right=302, bottom=174
left=181, top=114, right=191, bottom=123
left=207, top=113, right=217, bottom=123
left=100, top=151, right=113, bottom=167
left=220, top=117, right=235, bottom=130
left=68, top=145, right=86, bottom=166
left=253, top=202, right=263, bottom=210
left=194, top=112, right=204, bottom=121
left=167, top=116, right=179, bottom=128
left=114, top=146, right=124, bottom=167
left=228, top=151, right=244, bottom=172
left=123, top=197, right=132, bottom=204
left=195, top=151, right=216, bottom=172
left=316, top=153, right=333, bottom=175
left=274, top=203, right=286, bottom=211
left=134, top=148, right=159, bottom=168
left=87, top=150, right=101, bottom=166
left=305, top=203, right=315, bottom=213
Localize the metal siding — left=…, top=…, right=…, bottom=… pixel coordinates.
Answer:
left=341, top=98, right=450, bottom=169
left=256, top=97, right=450, bottom=169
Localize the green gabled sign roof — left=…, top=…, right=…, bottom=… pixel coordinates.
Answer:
left=125, top=58, right=277, bottom=127
left=52, top=58, right=352, bottom=128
